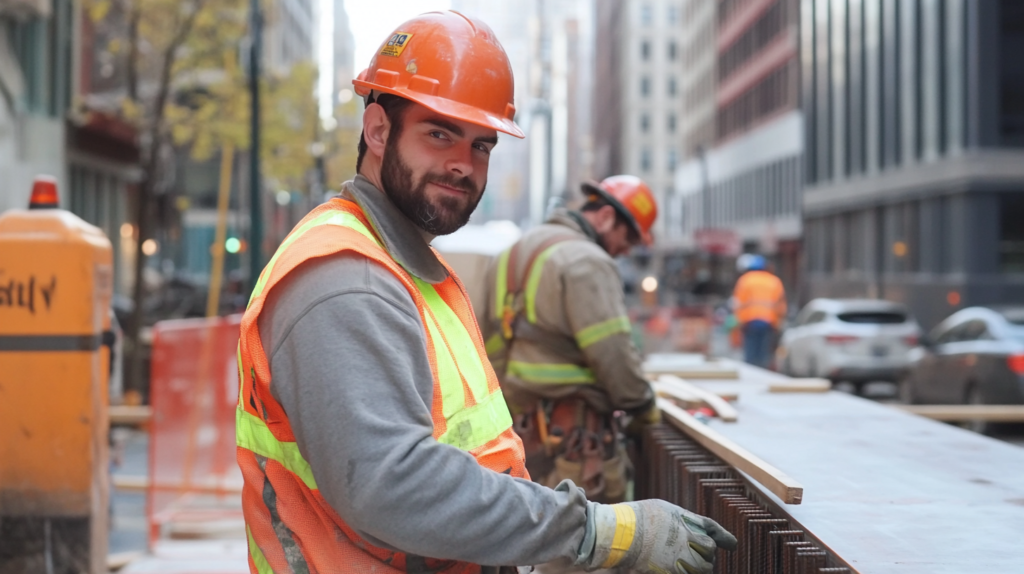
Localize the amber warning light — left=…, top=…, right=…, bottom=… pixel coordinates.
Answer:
left=29, top=175, right=59, bottom=209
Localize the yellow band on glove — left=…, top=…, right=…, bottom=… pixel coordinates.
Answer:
left=601, top=504, right=637, bottom=568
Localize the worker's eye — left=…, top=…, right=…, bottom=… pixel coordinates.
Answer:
left=473, top=142, right=492, bottom=155
left=429, top=130, right=450, bottom=141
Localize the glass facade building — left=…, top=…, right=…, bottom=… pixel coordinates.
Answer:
left=802, top=0, right=1024, bottom=327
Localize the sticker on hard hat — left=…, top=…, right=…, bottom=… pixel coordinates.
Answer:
left=631, top=193, right=654, bottom=217
left=381, top=32, right=414, bottom=57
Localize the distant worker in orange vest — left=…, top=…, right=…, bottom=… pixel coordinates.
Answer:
left=731, top=254, right=787, bottom=368
left=236, top=11, right=734, bottom=574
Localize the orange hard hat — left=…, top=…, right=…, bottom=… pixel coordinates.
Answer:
left=353, top=11, right=524, bottom=138
left=581, top=175, right=658, bottom=245
left=29, top=175, right=59, bottom=209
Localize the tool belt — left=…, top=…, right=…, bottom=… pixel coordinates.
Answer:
left=513, top=398, right=628, bottom=503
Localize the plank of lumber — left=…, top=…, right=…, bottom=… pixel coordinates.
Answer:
left=645, top=368, right=739, bottom=380
left=658, top=375, right=738, bottom=422
left=768, top=378, right=831, bottom=393
left=653, top=382, right=740, bottom=405
left=107, top=551, right=143, bottom=572
left=109, top=405, right=152, bottom=425
left=111, top=475, right=245, bottom=494
left=112, top=474, right=149, bottom=492
left=657, top=397, right=803, bottom=504
left=893, top=404, right=1024, bottom=422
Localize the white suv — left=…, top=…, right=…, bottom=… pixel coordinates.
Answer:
left=779, top=299, right=921, bottom=393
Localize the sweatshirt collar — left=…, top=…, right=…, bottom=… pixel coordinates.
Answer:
left=341, top=175, right=449, bottom=284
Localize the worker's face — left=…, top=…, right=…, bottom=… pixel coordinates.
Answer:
left=381, top=103, right=498, bottom=235
left=591, top=205, right=639, bottom=257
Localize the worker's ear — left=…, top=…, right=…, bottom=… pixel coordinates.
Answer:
left=362, top=103, right=391, bottom=159
left=592, top=204, right=618, bottom=234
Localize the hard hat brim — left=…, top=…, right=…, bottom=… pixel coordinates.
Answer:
left=354, top=79, right=525, bottom=139
left=580, top=181, right=648, bottom=244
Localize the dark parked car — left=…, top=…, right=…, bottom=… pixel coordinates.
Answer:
left=900, top=306, right=1024, bottom=431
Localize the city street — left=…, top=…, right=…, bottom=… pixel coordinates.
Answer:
left=3, top=0, right=1024, bottom=572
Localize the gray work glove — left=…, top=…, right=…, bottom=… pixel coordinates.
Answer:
left=574, top=499, right=737, bottom=574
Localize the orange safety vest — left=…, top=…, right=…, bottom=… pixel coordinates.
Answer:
left=236, top=198, right=528, bottom=573
left=733, top=270, right=786, bottom=327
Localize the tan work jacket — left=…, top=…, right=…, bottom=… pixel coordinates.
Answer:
left=480, top=209, right=654, bottom=415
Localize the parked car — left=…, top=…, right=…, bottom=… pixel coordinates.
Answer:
left=899, top=306, right=1024, bottom=431
left=779, top=299, right=920, bottom=393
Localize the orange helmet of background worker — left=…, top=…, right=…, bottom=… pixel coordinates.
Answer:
left=353, top=11, right=524, bottom=138
left=581, top=175, right=658, bottom=245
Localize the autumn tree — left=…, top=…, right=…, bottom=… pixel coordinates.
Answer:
left=85, top=0, right=319, bottom=390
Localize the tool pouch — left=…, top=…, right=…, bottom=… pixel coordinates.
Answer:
left=600, top=451, right=628, bottom=503
left=544, top=450, right=628, bottom=504
left=545, top=455, right=584, bottom=490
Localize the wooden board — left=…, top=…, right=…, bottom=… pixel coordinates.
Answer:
left=653, top=382, right=739, bottom=404
left=768, top=378, right=832, bottom=393
left=108, top=551, right=144, bottom=572
left=112, top=475, right=149, bottom=492
left=110, top=405, right=153, bottom=426
left=658, top=375, right=739, bottom=422
left=892, top=404, right=1024, bottom=421
left=644, top=368, right=740, bottom=380
left=657, top=398, right=803, bottom=504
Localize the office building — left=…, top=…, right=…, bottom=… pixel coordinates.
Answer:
left=673, top=0, right=803, bottom=292
left=801, top=0, right=1024, bottom=327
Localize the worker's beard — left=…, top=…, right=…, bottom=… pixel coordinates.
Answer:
left=381, top=142, right=485, bottom=236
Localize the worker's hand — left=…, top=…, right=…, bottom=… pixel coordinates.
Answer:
left=624, top=403, right=661, bottom=438
left=576, top=499, right=737, bottom=574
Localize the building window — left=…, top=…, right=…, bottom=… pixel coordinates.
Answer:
left=668, top=77, right=677, bottom=96
left=1000, top=194, right=1024, bottom=272
left=641, top=40, right=650, bottom=60
left=641, top=76, right=651, bottom=97
left=641, top=148, right=652, bottom=171
left=668, top=5, right=679, bottom=25
left=641, top=4, right=653, bottom=26
left=668, top=148, right=678, bottom=171
left=668, top=41, right=677, bottom=61
left=717, top=60, right=796, bottom=139
left=640, top=113, right=650, bottom=132
left=667, top=113, right=677, bottom=132
left=718, top=0, right=789, bottom=82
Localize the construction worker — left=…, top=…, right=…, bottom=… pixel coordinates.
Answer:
left=480, top=176, right=659, bottom=504
left=731, top=254, right=787, bottom=369
left=236, top=12, right=734, bottom=574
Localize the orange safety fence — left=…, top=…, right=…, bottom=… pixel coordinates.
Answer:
left=147, top=314, right=243, bottom=546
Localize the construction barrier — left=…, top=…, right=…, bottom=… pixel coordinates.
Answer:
left=148, top=314, right=243, bottom=545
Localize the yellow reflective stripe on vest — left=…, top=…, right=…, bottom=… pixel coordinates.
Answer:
left=250, top=210, right=380, bottom=304
left=575, top=316, right=632, bottom=349
left=436, top=387, right=513, bottom=451
left=236, top=408, right=318, bottom=490
left=525, top=243, right=565, bottom=323
left=247, top=525, right=274, bottom=574
left=411, top=276, right=514, bottom=450
left=507, top=360, right=595, bottom=384
left=494, top=247, right=511, bottom=320
left=413, top=277, right=492, bottom=414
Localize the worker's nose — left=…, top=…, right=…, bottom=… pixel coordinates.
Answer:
left=444, top=143, right=475, bottom=178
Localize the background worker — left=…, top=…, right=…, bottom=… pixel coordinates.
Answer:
left=731, top=254, right=787, bottom=369
left=480, top=176, right=659, bottom=503
left=236, top=12, right=735, bottom=574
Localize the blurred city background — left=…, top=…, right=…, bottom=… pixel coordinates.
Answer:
left=2, top=0, right=1024, bottom=568
left=4, top=1, right=1023, bottom=369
